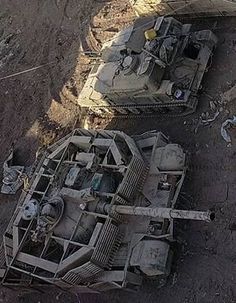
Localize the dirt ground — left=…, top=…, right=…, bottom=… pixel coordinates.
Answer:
left=0, top=1, right=236, bottom=302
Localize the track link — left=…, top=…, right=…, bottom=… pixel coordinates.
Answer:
left=88, top=98, right=198, bottom=119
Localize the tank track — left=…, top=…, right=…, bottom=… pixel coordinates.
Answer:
left=88, top=97, right=198, bottom=119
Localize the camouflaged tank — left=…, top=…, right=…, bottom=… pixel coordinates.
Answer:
left=78, top=16, right=217, bottom=117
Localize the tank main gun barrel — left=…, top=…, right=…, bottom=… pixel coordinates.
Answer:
left=111, top=206, right=215, bottom=222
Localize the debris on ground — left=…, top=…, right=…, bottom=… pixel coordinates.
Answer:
left=220, top=116, right=236, bottom=146
left=1, top=148, right=26, bottom=195
left=194, top=102, right=221, bottom=134
left=201, top=110, right=220, bottom=125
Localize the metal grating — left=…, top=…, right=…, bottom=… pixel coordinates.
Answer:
left=114, top=195, right=129, bottom=205
left=62, top=220, right=122, bottom=285
left=91, top=219, right=120, bottom=268
left=62, top=261, right=102, bottom=285
left=118, top=156, right=147, bottom=202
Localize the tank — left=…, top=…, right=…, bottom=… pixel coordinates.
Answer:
left=0, top=129, right=214, bottom=292
left=78, top=16, right=217, bottom=116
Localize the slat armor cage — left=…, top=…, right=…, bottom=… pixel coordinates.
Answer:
left=0, top=129, right=196, bottom=292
